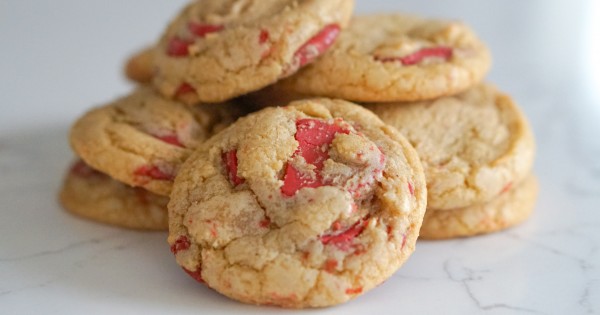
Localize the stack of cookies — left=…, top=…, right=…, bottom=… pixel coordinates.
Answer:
left=60, top=0, right=537, bottom=308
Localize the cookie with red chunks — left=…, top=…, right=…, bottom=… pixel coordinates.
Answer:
left=59, top=160, right=169, bottom=230
left=124, top=47, right=154, bottom=85
left=168, top=98, right=427, bottom=308
left=273, top=14, right=491, bottom=102
left=153, top=0, right=354, bottom=104
left=420, top=175, right=538, bottom=239
left=366, top=84, right=535, bottom=210
left=69, top=87, right=249, bottom=196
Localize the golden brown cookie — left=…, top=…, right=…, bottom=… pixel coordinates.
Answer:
left=273, top=14, right=491, bottom=102
left=366, top=83, right=535, bottom=210
left=420, top=175, right=538, bottom=239
left=153, top=0, right=354, bottom=104
left=167, top=99, right=427, bottom=308
left=60, top=160, right=169, bottom=230
left=124, top=47, right=154, bottom=85
left=70, top=87, right=248, bottom=196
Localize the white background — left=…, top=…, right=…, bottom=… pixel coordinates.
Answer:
left=1, top=1, right=599, bottom=314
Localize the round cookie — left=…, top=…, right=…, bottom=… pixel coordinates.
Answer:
left=366, top=84, right=535, bottom=210
left=70, top=87, right=248, bottom=196
left=167, top=99, right=427, bottom=308
left=420, top=175, right=538, bottom=240
left=60, top=160, right=169, bottom=230
left=124, top=47, right=154, bottom=85
left=153, top=0, right=354, bottom=104
left=273, top=14, right=491, bottom=102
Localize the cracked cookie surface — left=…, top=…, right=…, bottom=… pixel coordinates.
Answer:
left=273, top=14, right=491, bottom=102
left=167, top=98, right=427, bottom=308
left=366, top=84, right=535, bottom=210
left=420, top=175, right=538, bottom=239
left=153, top=0, right=354, bottom=104
left=69, top=87, right=248, bottom=196
left=60, top=160, right=169, bottom=230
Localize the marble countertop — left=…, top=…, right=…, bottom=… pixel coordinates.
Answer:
left=1, top=1, right=599, bottom=314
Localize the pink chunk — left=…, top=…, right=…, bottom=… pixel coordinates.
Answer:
left=183, top=267, right=204, bottom=283
left=282, top=24, right=340, bottom=76
left=320, top=217, right=369, bottom=250
left=188, top=22, right=224, bottom=38
left=376, top=46, right=453, bottom=65
left=259, top=29, right=270, bottom=44
left=133, top=165, right=174, bottom=181
left=222, top=150, right=244, bottom=186
left=167, top=37, right=192, bottom=57
left=281, top=119, right=348, bottom=196
left=154, top=134, right=185, bottom=148
left=170, top=236, right=190, bottom=254
left=294, top=24, right=340, bottom=68
left=174, top=83, right=196, bottom=98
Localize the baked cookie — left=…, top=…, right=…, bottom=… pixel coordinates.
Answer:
left=273, top=14, right=491, bottom=102
left=124, top=47, right=154, bottom=85
left=153, top=0, right=354, bottom=104
left=70, top=87, right=248, bottom=196
left=366, top=84, right=535, bottom=210
left=167, top=99, right=427, bottom=308
left=420, top=175, right=538, bottom=240
left=60, top=160, right=169, bottom=230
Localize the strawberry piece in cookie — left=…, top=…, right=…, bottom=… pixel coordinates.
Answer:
left=320, top=217, right=369, bottom=251
left=154, top=134, right=185, bottom=148
left=281, top=119, right=349, bottom=196
left=376, top=46, right=453, bottom=65
left=283, top=24, right=341, bottom=76
left=222, top=150, right=244, bottom=186
left=188, top=22, right=224, bottom=38
left=183, top=267, right=205, bottom=283
left=134, top=165, right=175, bottom=181
left=167, top=37, right=193, bottom=57
left=170, top=236, right=191, bottom=254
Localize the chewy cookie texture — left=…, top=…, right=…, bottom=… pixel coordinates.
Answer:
left=153, top=0, right=355, bottom=104
left=60, top=0, right=537, bottom=309
left=167, top=99, right=426, bottom=307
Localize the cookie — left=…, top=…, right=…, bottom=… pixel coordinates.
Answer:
left=366, top=84, right=535, bottom=210
left=124, top=47, right=154, bottom=85
left=70, top=87, right=248, bottom=196
left=420, top=175, right=538, bottom=240
left=153, top=0, right=354, bottom=104
left=167, top=99, right=427, bottom=308
left=59, top=160, right=169, bottom=230
left=273, top=14, right=491, bottom=102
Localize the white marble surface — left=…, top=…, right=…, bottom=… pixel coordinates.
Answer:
left=1, top=1, right=599, bottom=314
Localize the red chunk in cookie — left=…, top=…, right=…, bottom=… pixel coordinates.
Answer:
left=222, top=150, right=245, bottom=186
left=281, top=119, right=349, bottom=196
left=188, top=22, right=224, bottom=38
left=294, top=24, right=340, bottom=68
left=376, top=46, right=453, bottom=65
left=345, top=287, right=363, bottom=295
left=408, top=182, right=415, bottom=196
left=167, top=37, right=193, bottom=57
left=320, top=217, right=369, bottom=250
left=183, top=267, right=205, bottom=283
left=283, top=24, right=340, bottom=76
left=154, top=134, right=185, bottom=148
left=133, top=165, right=175, bottom=181
left=170, top=236, right=191, bottom=254
left=259, top=29, right=270, bottom=44
left=174, top=83, right=196, bottom=98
